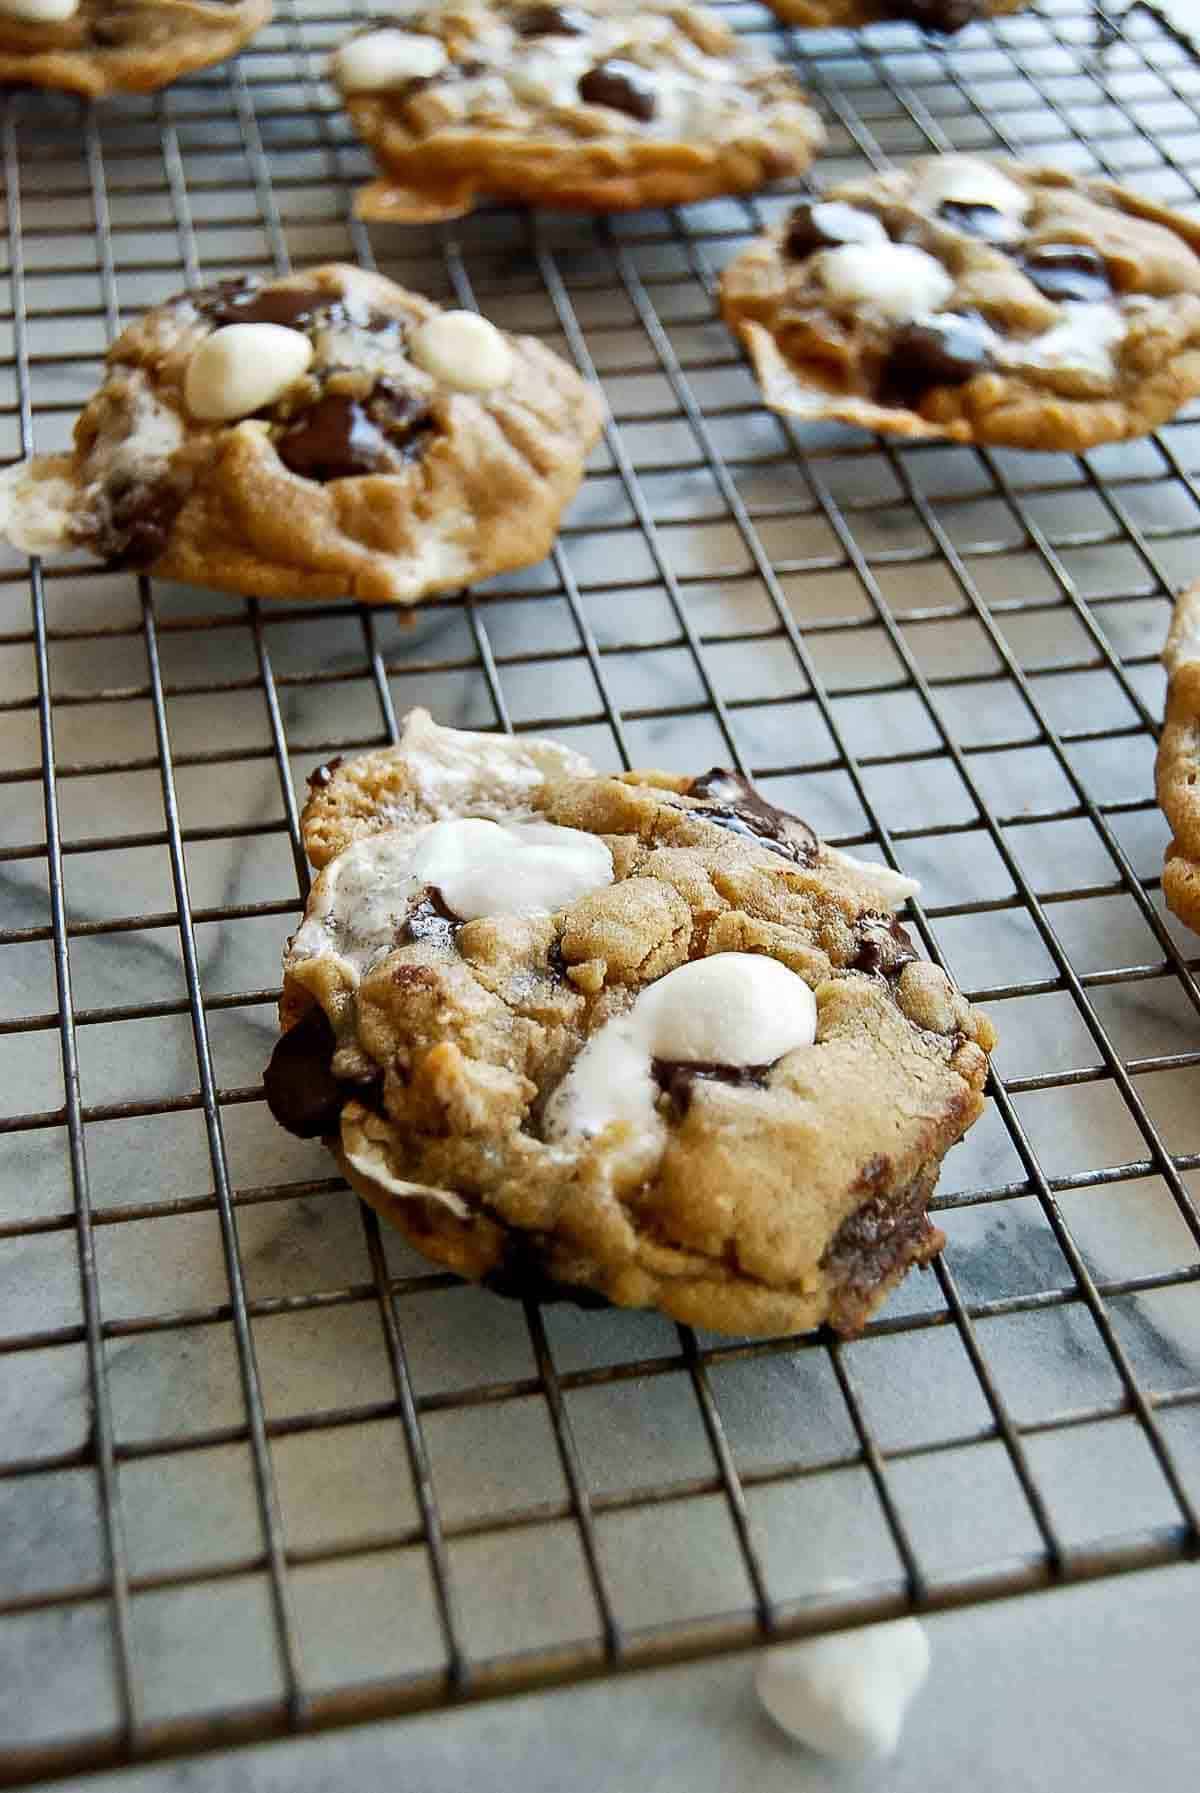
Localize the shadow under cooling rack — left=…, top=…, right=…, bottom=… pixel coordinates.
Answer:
left=2, top=0, right=1200, bottom=1785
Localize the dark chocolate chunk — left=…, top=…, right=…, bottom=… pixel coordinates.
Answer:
left=652, top=1058, right=770, bottom=1117
left=198, top=278, right=340, bottom=332
left=784, top=200, right=882, bottom=261
left=578, top=60, right=656, bottom=123
left=263, top=1006, right=343, bottom=1139
left=275, top=382, right=433, bottom=482
left=514, top=4, right=589, bottom=36
left=883, top=0, right=984, bottom=32
left=1022, top=243, right=1112, bottom=304
left=687, top=768, right=819, bottom=867
left=307, top=756, right=343, bottom=789
left=401, top=887, right=460, bottom=951
left=482, top=1237, right=613, bottom=1308
left=879, top=312, right=993, bottom=407
left=97, top=471, right=186, bottom=569
left=852, top=917, right=918, bottom=980
left=821, top=1177, right=944, bottom=1335
left=937, top=200, right=1017, bottom=244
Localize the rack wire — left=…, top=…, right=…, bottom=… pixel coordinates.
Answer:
left=1, top=0, right=1199, bottom=1783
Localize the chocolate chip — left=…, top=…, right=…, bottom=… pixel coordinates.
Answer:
left=821, top=1181, right=943, bottom=1335
left=880, top=312, right=993, bottom=407
left=578, top=60, right=656, bottom=123
left=883, top=0, right=984, bottom=32
left=401, top=887, right=460, bottom=951
left=784, top=200, right=883, bottom=261
left=937, top=200, right=1017, bottom=244
left=263, top=1006, right=343, bottom=1139
left=275, top=383, right=433, bottom=482
left=307, top=756, right=343, bottom=789
left=1022, top=243, right=1112, bottom=304
left=687, top=768, right=819, bottom=867
left=97, top=471, right=186, bottom=569
left=197, top=278, right=340, bottom=332
left=852, top=917, right=918, bottom=980
left=652, top=1058, right=770, bottom=1117
left=514, top=4, right=589, bottom=36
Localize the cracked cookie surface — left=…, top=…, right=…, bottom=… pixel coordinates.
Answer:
left=265, top=709, right=995, bottom=1337
left=0, top=0, right=271, bottom=96
left=720, top=156, right=1200, bottom=451
left=332, top=0, right=823, bottom=223
left=0, top=263, right=603, bottom=605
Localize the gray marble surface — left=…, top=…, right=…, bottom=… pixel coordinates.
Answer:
left=2, top=0, right=1200, bottom=1783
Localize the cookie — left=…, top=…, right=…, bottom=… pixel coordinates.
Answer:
left=1156, top=582, right=1200, bottom=932
left=720, top=156, right=1200, bottom=451
left=761, top=0, right=1027, bottom=32
left=331, top=1, right=824, bottom=224
left=0, top=0, right=271, bottom=97
left=264, top=709, right=995, bottom=1338
left=0, top=264, right=604, bottom=606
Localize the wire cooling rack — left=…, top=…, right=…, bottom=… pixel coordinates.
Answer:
left=2, top=0, right=1200, bottom=1784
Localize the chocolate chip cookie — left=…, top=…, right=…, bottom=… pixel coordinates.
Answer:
left=265, top=709, right=995, bottom=1338
left=332, top=1, right=824, bottom=224
left=0, top=264, right=603, bottom=605
left=1156, top=582, right=1200, bottom=932
left=762, top=0, right=1028, bottom=33
left=720, top=157, right=1200, bottom=451
left=0, top=0, right=271, bottom=97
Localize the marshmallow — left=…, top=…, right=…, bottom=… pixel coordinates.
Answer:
left=817, top=242, right=955, bottom=324
left=0, top=0, right=79, bottom=19
left=333, top=28, right=449, bottom=93
left=826, top=847, right=920, bottom=910
left=756, top=1616, right=931, bottom=1762
left=409, top=311, right=514, bottom=393
left=184, top=323, right=314, bottom=424
left=410, top=817, right=614, bottom=920
left=809, top=201, right=888, bottom=248
left=1001, top=299, right=1125, bottom=381
left=912, top=155, right=1029, bottom=220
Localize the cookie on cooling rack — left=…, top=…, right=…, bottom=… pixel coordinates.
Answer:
left=0, top=263, right=603, bottom=605
left=1156, top=582, right=1200, bottom=932
left=263, top=708, right=996, bottom=1338
left=720, top=156, right=1200, bottom=451
left=761, top=0, right=1028, bottom=32
left=0, top=0, right=271, bottom=97
left=330, top=0, right=824, bottom=223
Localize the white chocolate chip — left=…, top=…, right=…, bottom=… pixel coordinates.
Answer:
left=183, top=323, right=314, bottom=424
left=817, top=242, right=955, bottom=324
left=410, top=817, right=614, bottom=921
left=912, top=155, right=1030, bottom=220
left=545, top=954, right=818, bottom=1144
left=0, top=0, right=79, bottom=19
left=756, top=1617, right=931, bottom=1762
left=409, top=311, right=514, bottom=394
left=333, top=28, right=449, bottom=93
left=810, top=201, right=888, bottom=248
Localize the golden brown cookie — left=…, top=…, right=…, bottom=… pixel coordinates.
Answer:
left=331, top=1, right=824, bottom=224
left=720, top=157, right=1200, bottom=452
left=762, top=0, right=1028, bottom=31
left=263, top=709, right=996, bottom=1338
left=1156, top=582, right=1200, bottom=932
left=0, top=263, right=604, bottom=606
left=0, top=0, right=271, bottom=97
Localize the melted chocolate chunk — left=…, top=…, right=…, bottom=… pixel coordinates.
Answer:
left=97, top=471, right=186, bottom=569
left=821, top=1180, right=943, bottom=1335
left=784, top=200, right=882, bottom=261
left=197, top=278, right=339, bottom=332
left=276, top=383, right=433, bottom=482
left=852, top=917, right=918, bottom=980
left=514, top=3, right=589, bottom=35
left=687, top=768, right=819, bottom=867
left=401, top=887, right=460, bottom=951
left=880, top=312, right=993, bottom=407
left=578, top=61, right=656, bottom=122
left=1022, top=243, right=1112, bottom=304
left=263, top=1006, right=343, bottom=1139
left=307, top=756, right=343, bottom=790
left=652, top=1058, right=770, bottom=1117
left=937, top=200, right=1017, bottom=244
left=883, top=0, right=983, bottom=31
left=482, top=1238, right=612, bottom=1308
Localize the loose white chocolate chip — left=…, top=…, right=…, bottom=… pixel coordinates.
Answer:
left=184, top=323, right=314, bottom=424
left=334, top=28, right=449, bottom=93
left=756, top=1617, right=931, bottom=1762
left=410, top=817, right=614, bottom=921
left=912, top=155, right=1029, bottom=221
left=818, top=242, right=955, bottom=324
left=0, top=0, right=79, bottom=19
left=545, top=953, right=818, bottom=1144
left=409, top=311, right=514, bottom=394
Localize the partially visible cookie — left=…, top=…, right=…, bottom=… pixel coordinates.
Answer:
left=332, top=0, right=824, bottom=223
left=0, top=263, right=603, bottom=605
left=762, top=0, right=1028, bottom=32
left=264, top=709, right=996, bottom=1338
left=0, top=0, right=271, bottom=97
left=720, top=156, right=1200, bottom=451
left=1156, top=583, right=1200, bottom=931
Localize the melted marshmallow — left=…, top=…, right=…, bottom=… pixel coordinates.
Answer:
left=184, top=323, right=314, bottom=423
left=334, top=28, right=449, bottom=92
left=810, top=201, right=888, bottom=248
left=756, top=1617, right=931, bottom=1762
left=545, top=954, right=817, bottom=1144
left=827, top=848, right=919, bottom=910
left=818, top=242, right=954, bottom=324
left=911, top=155, right=1029, bottom=221
left=395, top=708, right=597, bottom=818
left=1003, top=299, right=1126, bottom=380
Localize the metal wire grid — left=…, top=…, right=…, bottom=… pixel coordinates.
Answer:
left=1, top=0, right=1200, bottom=1781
